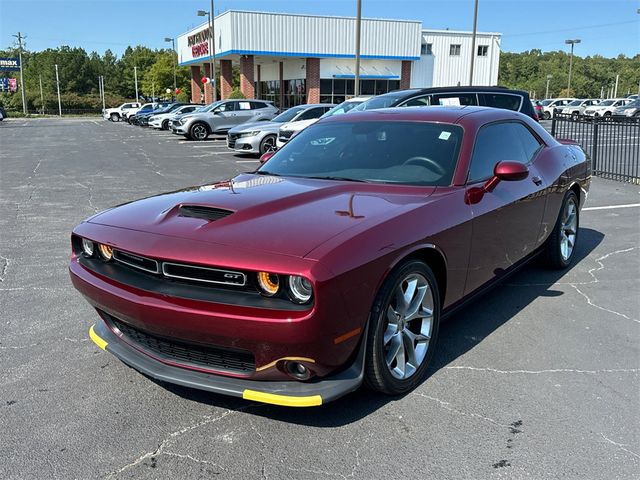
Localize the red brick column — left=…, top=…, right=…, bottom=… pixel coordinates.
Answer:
left=204, top=63, right=214, bottom=104
left=240, top=55, right=255, bottom=99
left=400, top=60, right=412, bottom=90
left=220, top=59, right=233, bottom=99
left=190, top=65, right=202, bottom=104
left=306, top=58, right=320, bottom=104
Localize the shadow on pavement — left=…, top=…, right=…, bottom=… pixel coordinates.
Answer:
left=156, top=227, right=604, bottom=426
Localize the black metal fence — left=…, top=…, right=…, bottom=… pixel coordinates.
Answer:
left=551, top=113, right=640, bottom=183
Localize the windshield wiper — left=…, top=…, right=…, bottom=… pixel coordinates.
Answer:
left=254, top=170, right=281, bottom=176
left=306, top=175, right=369, bottom=183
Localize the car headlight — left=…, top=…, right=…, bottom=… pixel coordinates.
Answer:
left=288, top=276, right=313, bottom=304
left=257, top=272, right=280, bottom=296
left=98, top=243, right=113, bottom=261
left=81, top=238, right=95, bottom=257
left=238, top=131, right=260, bottom=138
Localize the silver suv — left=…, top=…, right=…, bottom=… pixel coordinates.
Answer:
left=171, top=100, right=279, bottom=141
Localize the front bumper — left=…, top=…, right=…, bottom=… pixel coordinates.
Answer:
left=89, top=319, right=366, bottom=407
left=228, top=134, right=261, bottom=154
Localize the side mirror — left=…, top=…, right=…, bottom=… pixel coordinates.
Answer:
left=465, top=161, right=529, bottom=205
left=494, top=161, right=529, bottom=182
left=260, top=151, right=276, bottom=164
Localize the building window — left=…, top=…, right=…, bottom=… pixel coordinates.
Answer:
left=319, top=78, right=400, bottom=104
left=421, top=43, right=433, bottom=55
left=477, top=45, right=488, bottom=56
left=257, top=79, right=306, bottom=109
left=450, top=44, right=461, bottom=56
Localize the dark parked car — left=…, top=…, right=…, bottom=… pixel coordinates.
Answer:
left=70, top=106, right=589, bottom=406
left=129, top=103, right=171, bottom=125
left=0, top=105, right=6, bottom=121
left=355, top=86, right=539, bottom=120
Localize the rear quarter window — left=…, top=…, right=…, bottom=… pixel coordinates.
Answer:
left=480, top=93, right=522, bottom=111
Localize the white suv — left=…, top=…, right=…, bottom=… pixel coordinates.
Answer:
left=540, top=98, right=575, bottom=119
left=584, top=98, right=632, bottom=117
left=103, top=102, right=141, bottom=122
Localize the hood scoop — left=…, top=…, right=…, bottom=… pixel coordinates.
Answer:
left=178, top=205, right=234, bottom=222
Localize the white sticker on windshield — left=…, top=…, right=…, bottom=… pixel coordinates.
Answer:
left=439, top=131, right=451, bottom=140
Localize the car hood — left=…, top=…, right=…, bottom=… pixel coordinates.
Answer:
left=229, top=121, right=282, bottom=134
left=281, top=118, right=320, bottom=132
left=88, top=173, right=434, bottom=258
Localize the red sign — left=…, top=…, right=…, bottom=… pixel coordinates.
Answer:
left=192, top=42, right=209, bottom=58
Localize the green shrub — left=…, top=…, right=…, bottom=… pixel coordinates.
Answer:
left=228, top=88, right=245, bottom=99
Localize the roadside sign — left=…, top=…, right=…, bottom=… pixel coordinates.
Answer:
left=0, top=78, right=18, bottom=92
left=0, top=58, right=20, bottom=71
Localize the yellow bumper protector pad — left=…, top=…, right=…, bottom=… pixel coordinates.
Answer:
left=242, top=389, right=322, bottom=407
left=89, top=325, right=108, bottom=350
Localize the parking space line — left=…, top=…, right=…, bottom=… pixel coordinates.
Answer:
left=191, top=145, right=228, bottom=148
left=583, top=203, right=640, bottom=211
left=236, top=160, right=260, bottom=163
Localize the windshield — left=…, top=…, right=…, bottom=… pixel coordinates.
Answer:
left=598, top=100, right=615, bottom=106
left=320, top=100, right=364, bottom=118
left=353, top=93, right=407, bottom=111
left=625, top=99, right=640, bottom=107
left=541, top=100, right=553, bottom=106
left=272, top=106, right=306, bottom=123
left=259, top=121, right=463, bottom=186
left=199, top=101, right=224, bottom=113
left=567, top=100, right=583, bottom=106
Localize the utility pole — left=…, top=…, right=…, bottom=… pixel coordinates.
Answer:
left=100, top=76, right=106, bottom=112
left=354, top=0, right=362, bottom=96
left=210, top=0, right=217, bottom=101
left=614, top=74, right=619, bottom=98
left=38, top=75, right=44, bottom=114
left=545, top=74, right=552, bottom=99
left=54, top=64, right=62, bottom=116
left=134, top=66, right=139, bottom=103
left=164, top=37, right=177, bottom=100
left=600, top=86, right=604, bottom=99
left=469, top=0, right=479, bottom=86
left=13, top=32, right=27, bottom=114
left=565, top=39, right=580, bottom=95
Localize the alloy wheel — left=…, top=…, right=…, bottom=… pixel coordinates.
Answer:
left=192, top=124, right=207, bottom=140
left=560, top=198, right=577, bottom=261
left=382, top=273, right=434, bottom=380
left=262, top=136, right=276, bottom=154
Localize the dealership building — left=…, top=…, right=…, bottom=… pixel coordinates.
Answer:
left=176, top=10, right=501, bottom=107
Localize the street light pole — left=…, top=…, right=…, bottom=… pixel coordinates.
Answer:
left=197, top=9, right=216, bottom=102
left=354, top=0, right=362, bottom=97
left=164, top=37, right=177, bottom=100
left=39, top=75, right=44, bottom=114
left=54, top=64, right=62, bottom=116
left=13, top=32, right=27, bottom=114
left=210, top=0, right=217, bottom=102
left=469, top=0, right=479, bottom=86
left=545, top=74, right=552, bottom=99
left=565, top=39, right=580, bottom=95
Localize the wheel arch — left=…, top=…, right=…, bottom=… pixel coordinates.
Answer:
left=385, top=245, right=448, bottom=309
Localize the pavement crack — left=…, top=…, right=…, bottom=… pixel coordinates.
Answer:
left=162, top=451, right=224, bottom=470
left=600, top=433, right=640, bottom=460
left=104, top=409, right=233, bottom=479
left=411, top=392, right=511, bottom=429
left=0, top=253, right=9, bottom=282
left=569, top=283, right=639, bottom=324
left=444, top=366, right=640, bottom=375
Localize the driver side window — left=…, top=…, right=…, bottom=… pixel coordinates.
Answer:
left=468, top=122, right=528, bottom=183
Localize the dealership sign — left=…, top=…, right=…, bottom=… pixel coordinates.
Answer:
left=0, top=78, right=18, bottom=92
left=188, top=29, right=211, bottom=58
left=0, top=58, right=20, bottom=71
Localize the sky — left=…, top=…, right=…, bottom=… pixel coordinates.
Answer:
left=1, top=0, right=639, bottom=58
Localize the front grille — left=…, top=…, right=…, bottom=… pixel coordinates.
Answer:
left=279, top=130, right=293, bottom=141
left=113, top=250, right=159, bottom=274
left=227, top=132, right=240, bottom=149
left=108, top=315, right=255, bottom=373
left=162, top=262, right=246, bottom=286
left=178, top=205, right=233, bottom=221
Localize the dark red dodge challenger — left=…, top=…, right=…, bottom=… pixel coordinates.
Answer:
left=70, top=107, right=590, bottom=407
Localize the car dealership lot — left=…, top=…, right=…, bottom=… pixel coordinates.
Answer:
left=1, top=117, right=638, bottom=479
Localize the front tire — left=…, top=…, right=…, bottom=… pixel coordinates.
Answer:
left=364, top=260, right=441, bottom=395
left=110, top=113, right=120, bottom=122
left=546, top=191, right=579, bottom=269
left=259, top=134, right=277, bottom=155
left=189, top=122, right=209, bottom=141
left=543, top=111, right=551, bottom=120
left=161, top=119, right=169, bottom=130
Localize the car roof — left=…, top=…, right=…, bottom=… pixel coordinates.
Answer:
left=319, top=105, right=517, bottom=125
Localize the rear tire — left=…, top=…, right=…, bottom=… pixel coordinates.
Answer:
left=161, top=119, right=169, bottom=130
left=545, top=191, right=579, bottom=269
left=543, top=111, right=551, bottom=120
left=364, top=260, right=441, bottom=395
left=189, top=122, right=209, bottom=141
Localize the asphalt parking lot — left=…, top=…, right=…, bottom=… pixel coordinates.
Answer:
left=1, top=117, right=639, bottom=479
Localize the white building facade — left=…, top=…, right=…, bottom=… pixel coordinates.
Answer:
left=176, top=10, right=501, bottom=107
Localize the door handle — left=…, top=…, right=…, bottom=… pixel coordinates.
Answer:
left=532, top=176, right=543, bottom=186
